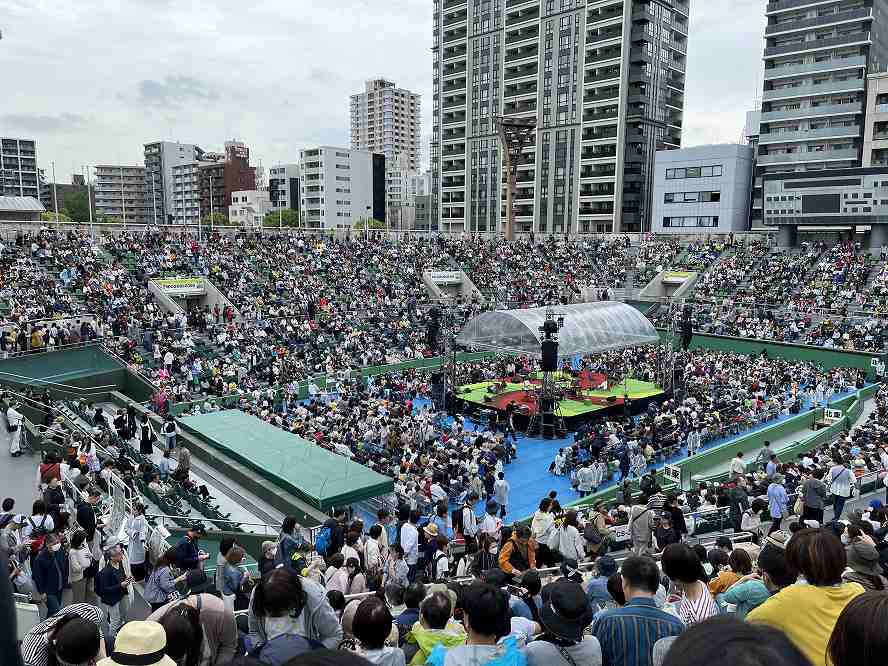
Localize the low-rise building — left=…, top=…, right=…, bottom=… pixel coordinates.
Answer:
left=229, top=189, right=272, bottom=228
left=0, top=195, right=44, bottom=221
left=652, top=144, right=753, bottom=234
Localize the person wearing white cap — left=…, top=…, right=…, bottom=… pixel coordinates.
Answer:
left=97, top=620, right=175, bottom=666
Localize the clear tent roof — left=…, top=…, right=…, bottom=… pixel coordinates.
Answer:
left=455, top=302, right=659, bottom=358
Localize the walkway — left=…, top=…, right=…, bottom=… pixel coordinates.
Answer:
left=417, top=387, right=865, bottom=522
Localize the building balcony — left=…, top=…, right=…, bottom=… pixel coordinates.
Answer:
left=757, top=147, right=858, bottom=165
left=766, top=0, right=836, bottom=13
left=763, top=55, right=866, bottom=80
left=441, top=160, right=465, bottom=173
left=442, top=26, right=468, bottom=44
left=503, top=62, right=538, bottom=82
left=584, top=88, right=620, bottom=104
left=505, top=45, right=539, bottom=64
left=764, top=33, right=871, bottom=58
left=760, top=101, right=862, bottom=122
left=442, top=78, right=467, bottom=94
left=442, top=95, right=467, bottom=109
left=442, top=45, right=467, bottom=62
left=442, top=10, right=467, bottom=28
left=506, top=0, right=535, bottom=6
left=762, top=77, right=864, bottom=102
left=503, top=100, right=537, bottom=116
left=587, top=46, right=623, bottom=64
left=583, top=127, right=618, bottom=142
left=504, top=81, right=537, bottom=98
left=590, top=3, right=624, bottom=23
left=765, top=7, right=871, bottom=36
left=588, top=26, right=622, bottom=44
left=584, top=107, right=620, bottom=123
left=758, top=125, right=860, bottom=145
left=442, top=0, right=467, bottom=10
left=586, top=67, right=622, bottom=83
left=505, top=5, right=539, bottom=26
left=505, top=26, right=539, bottom=45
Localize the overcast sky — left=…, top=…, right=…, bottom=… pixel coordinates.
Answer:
left=4, top=0, right=766, bottom=182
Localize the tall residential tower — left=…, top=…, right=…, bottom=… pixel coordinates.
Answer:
left=753, top=0, right=885, bottom=232
left=430, top=0, right=688, bottom=234
left=350, top=78, right=422, bottom=170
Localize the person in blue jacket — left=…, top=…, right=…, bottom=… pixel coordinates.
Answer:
left=174, top=524, right=208, bottom=570
left=32, top=532, right=68, bottom=617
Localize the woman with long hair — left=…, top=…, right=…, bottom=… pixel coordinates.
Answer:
left=345, top=556, right=367, bottom=595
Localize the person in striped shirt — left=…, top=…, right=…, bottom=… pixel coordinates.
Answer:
left=592, top=556, right=684, bottom=666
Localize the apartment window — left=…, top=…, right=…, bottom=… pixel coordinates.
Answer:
left=664, top=191, right=721, bottom=203
left=663, top=215, right=719, bottom=228
left=665, top=165, right=723, bottom=179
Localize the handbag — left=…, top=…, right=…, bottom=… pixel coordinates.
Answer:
left=793, top=496, right=803, bottom=516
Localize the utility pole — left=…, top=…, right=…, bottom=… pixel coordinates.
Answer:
left=85, top=165, right=93, bottom=235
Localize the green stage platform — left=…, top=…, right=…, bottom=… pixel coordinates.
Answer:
left=458, top=377, right=663, bottom=418
left=178, top=411, right=394, bottom=511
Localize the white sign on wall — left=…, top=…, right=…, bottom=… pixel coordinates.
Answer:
left=429, top=271, right=462, bottom=286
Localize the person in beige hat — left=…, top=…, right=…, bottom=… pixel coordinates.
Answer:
left=98, top=620, right=176, bottom=666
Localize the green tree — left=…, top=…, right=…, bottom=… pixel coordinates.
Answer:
left=40, top=211, right=71, bottom=223
left=353, top=218, right=385, bottom=230
left=263, top=208, right=300, bottom=228
left=201, top=212, right=229, bottom=227
left=61, top=191, right=91, bottom=223
left=98, top=216, right=121, bottom=224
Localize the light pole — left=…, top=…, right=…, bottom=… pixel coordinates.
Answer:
left=51, top=161, right=59, bottom=226
left=84, top=164, right=94, bottom=236
left=151, top=171, right=158, bottom=227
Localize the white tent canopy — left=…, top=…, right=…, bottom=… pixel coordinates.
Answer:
left=456, top=302, right=659, bottom=358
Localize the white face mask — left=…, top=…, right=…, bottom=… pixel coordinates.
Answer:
left=49, top=543, right=61, bottom=553
left=841, top=534, right=850, bottom=545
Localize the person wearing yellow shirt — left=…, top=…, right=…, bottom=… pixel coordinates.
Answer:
left=747, top=528, right=864, bottom=666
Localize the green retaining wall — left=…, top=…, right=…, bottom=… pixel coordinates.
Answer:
left=566, top=384, right=879, bottom=514
left=663, top=331, right=884, bottom=376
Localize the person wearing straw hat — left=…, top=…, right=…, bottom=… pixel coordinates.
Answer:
left=523, top=580, right=601, bottom=666
left=97, top=620, right=176, bottom=666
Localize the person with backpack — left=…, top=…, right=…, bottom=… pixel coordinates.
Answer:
left=24, top=499, right=54, bottom=562
left=162, top=414, right=177, bottom=451
left=150, top=591, right=239, bottom=666
left=629, top=500, right=654, bottom=556
left=498, top=525, right=537, bottom=581
left=32, top=532, right=68, bottom=617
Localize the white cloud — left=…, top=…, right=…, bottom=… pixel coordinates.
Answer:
left=3, top=0, right=765, bottom=180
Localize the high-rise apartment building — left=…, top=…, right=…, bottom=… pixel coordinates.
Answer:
left=144, top=141, right=204, bottom=223
left=350, top=79, right=421, bottom=170
left=1, top=138, right=39, bottom=200
left=430, top=0, right=688, bottom=234
left=94, top=165, right=150, bottom=224
left=753, top=0, right=882, bottom=229
left=298, top=147, right=386, bottom=229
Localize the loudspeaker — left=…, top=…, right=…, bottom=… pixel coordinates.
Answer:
left=541, top=340, right=558, bottom=372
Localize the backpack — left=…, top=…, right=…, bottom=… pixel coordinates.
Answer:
left=427, top=552, right=449, bottom=581
left=0, top=514, right=13, bottom=530
left=314, top=526, right=332, bottom=556
left=249, top=633, right=320, bottom=665
left=27, top=516, right=50, bottom=555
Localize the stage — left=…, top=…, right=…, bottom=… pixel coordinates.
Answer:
left=454, top=371, right=664, bottom=422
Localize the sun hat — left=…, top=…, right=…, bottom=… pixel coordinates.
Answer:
left=847, top=541, right=882, bottom=577
left=540, top=580, right=595, bottom=642
left=97, top=620, right=175, bottom=666
left=423, top=522, right=439, bottom=538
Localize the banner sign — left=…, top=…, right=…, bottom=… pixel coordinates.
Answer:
left=429, top=271, right=462, bottom=285
left=663, top=464, right=682, bottom=485
left=154, top=277, right=205, bottom=296
left=824, top=408, right=843, bottom=422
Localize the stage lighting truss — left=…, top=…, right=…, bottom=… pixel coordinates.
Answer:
left=539, top=305, right=566, bottom=343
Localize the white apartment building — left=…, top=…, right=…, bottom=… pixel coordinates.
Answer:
left=752, top=0, right=880, bottom=227
left=1, top=137, right=38, bottom=200
left=652, top=144, right=753, bottom=234
left=431, top=0, right=689, bottom=234
left=299, top=146, right=385, bottom=229
left=144, top=141, right=204, bottom=223
left=229, top=190, right=272, bottom=228
left=94, top=165, right=151, bottom=224
left=350, top=78, right=421, bottom=171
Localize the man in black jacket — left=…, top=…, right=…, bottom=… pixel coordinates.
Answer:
left=174, top=524, right=208, bottom=570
